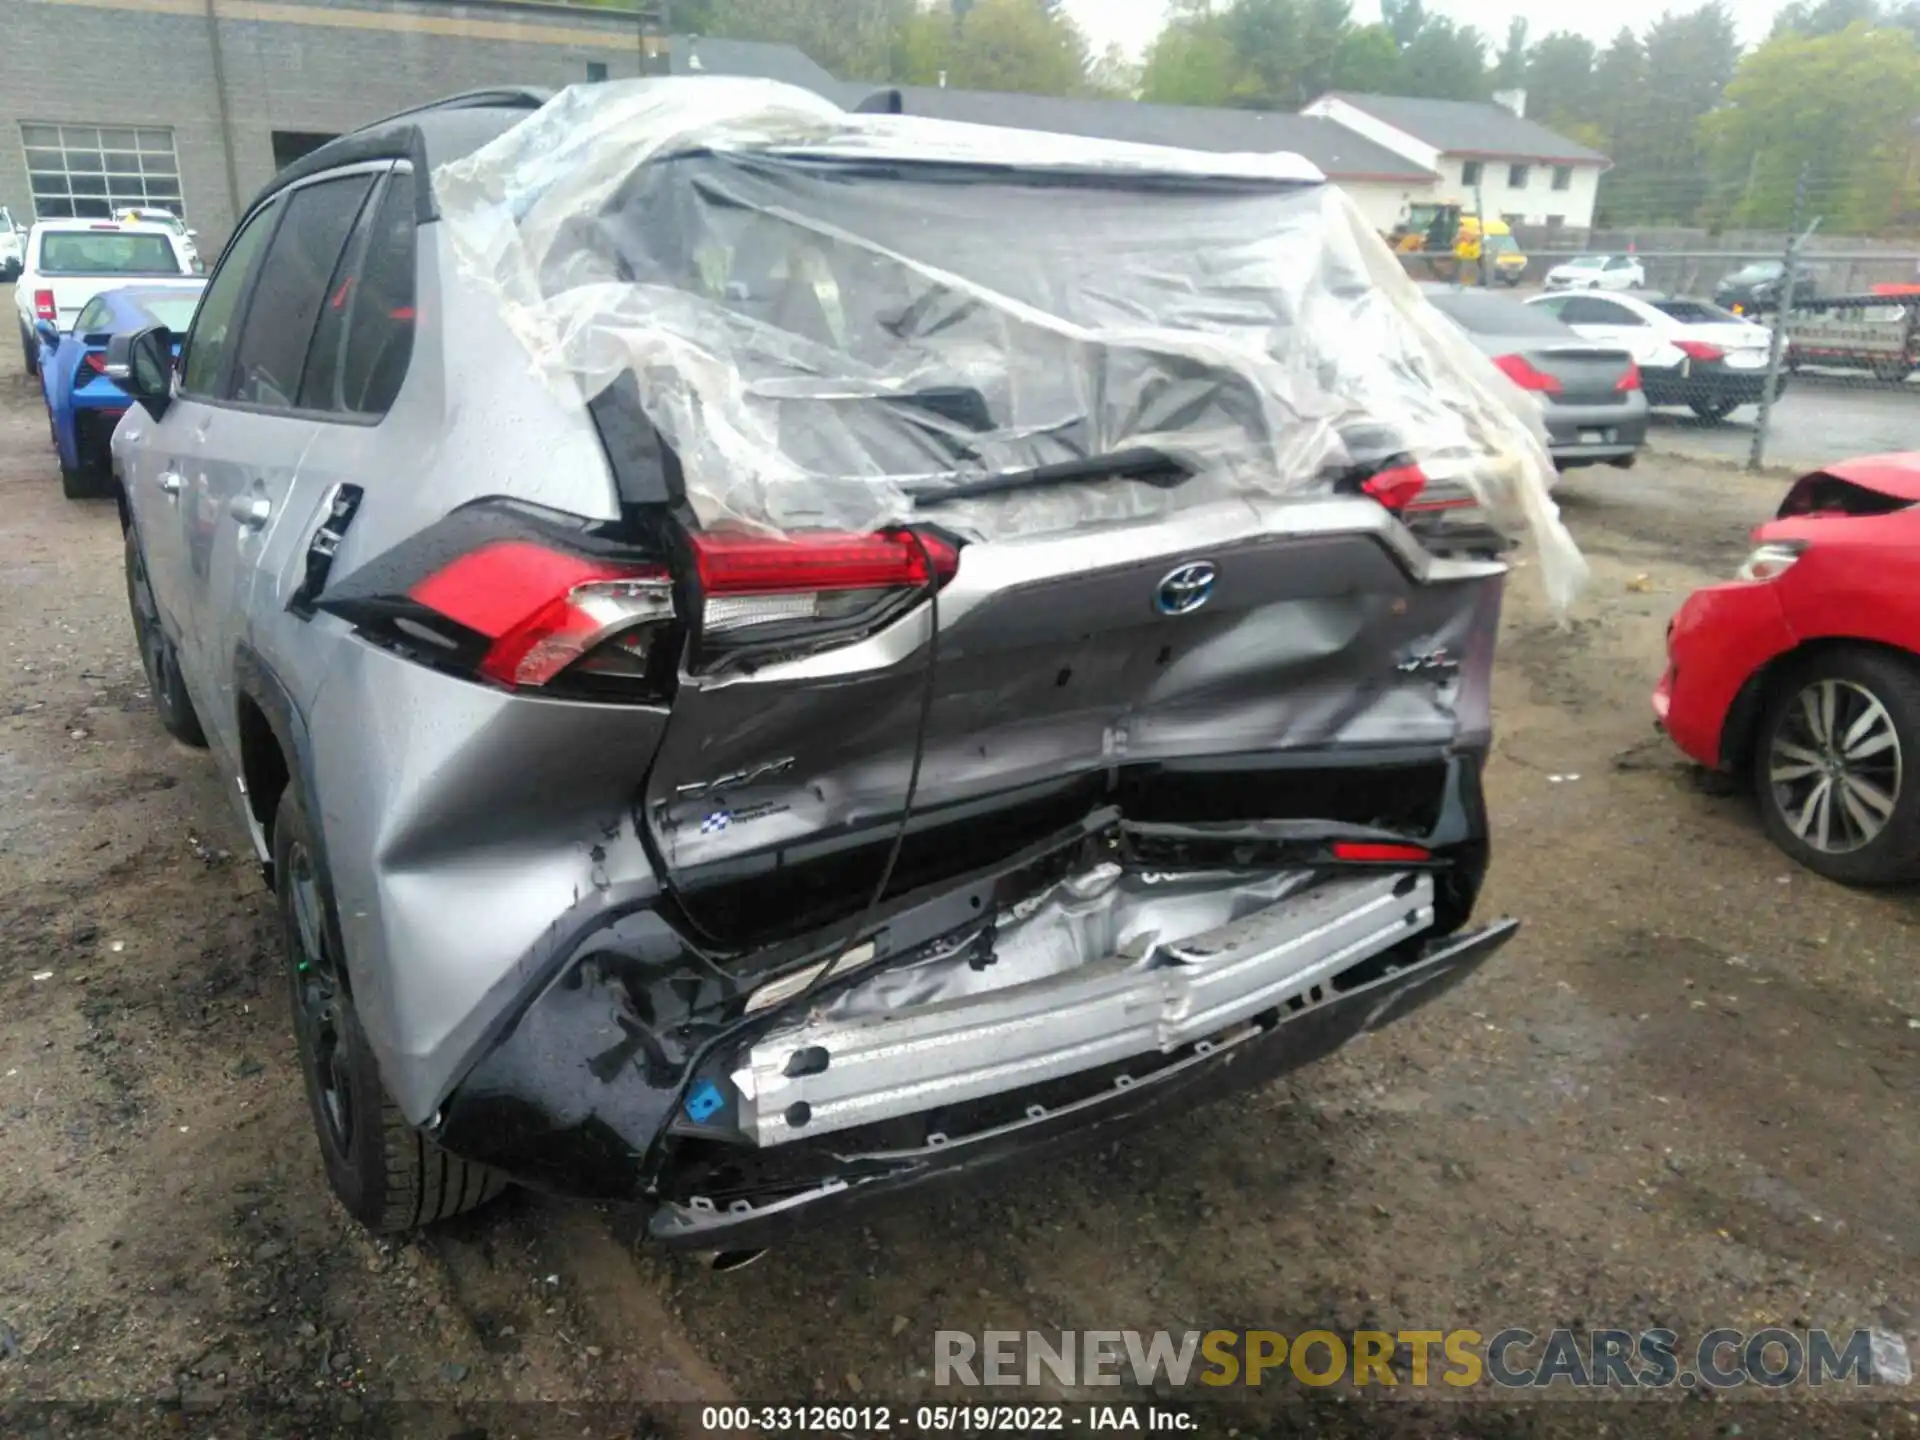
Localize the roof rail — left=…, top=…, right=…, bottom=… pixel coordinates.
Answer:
left=355, top=87, right=554, bottom=132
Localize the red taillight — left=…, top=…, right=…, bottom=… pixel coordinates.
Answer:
left=1616, top=362, right=1642, bottom=392
left=82, top=352, right=108, bottom=376
left=1492, top=353, right=1564, bottom=395
left=692, top=529, right=958, bottom=595
left=691, top=528, right=960, bottom=649
left=1360, top=464, right=1428, bottom=512
left=1675, top=339, right=1725, bottom=363
left=408, top=541, right=671, bottom=688
left=1331, top=841, right=1433, bottom=863
left=33, top=289, right=55, bottom=322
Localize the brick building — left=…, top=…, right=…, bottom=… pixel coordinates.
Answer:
left=0, top=0, right=683, bottom=251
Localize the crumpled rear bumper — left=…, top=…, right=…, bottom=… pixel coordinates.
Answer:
left=647, top=918, right=1516, bottom=1249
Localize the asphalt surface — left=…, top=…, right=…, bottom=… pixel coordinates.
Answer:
left=1647, top=369, right=1920, bottom=471
left=1, top=285, right=1917, bottom=1439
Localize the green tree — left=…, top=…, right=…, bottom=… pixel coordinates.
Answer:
left=1705, top=20, right=1920, bottom=232
left=1332, top=23, right=1402, bottom=92
left=1140, top=8, right=1243, bottom=104
left=1493, top=16, right=1529, bottom=91
left=1523, top=32, right=1599, bottom=143
left=1397, top=15, right=1490, bottom=99
left=1771, top=0, right=1882, bottom=36
left=1592, top=3, right=1738, bottom=224
left=941, top=0, right=1091, bottom=95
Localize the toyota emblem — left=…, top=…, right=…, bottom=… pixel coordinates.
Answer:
left=1155, top=561, right=1217, bottom=616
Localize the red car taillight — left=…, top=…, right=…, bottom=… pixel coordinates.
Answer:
left=1493, top=353, right=1564, bottom=395
left=316, top=503, right=962, bottom=693
left=406, top=541, right=672, bottom=688
left=33, top=289, right=56, bottom=322
left=1359, top=463, right=1429, bottom=512
left=82, top=352, right=109, bottom=377
left=1675, top=339, right=1726, bottom=364
left=1616, top=362, right=1642, bottom=392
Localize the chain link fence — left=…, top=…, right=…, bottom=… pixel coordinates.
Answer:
left=1395, top=237, right=1920, bottom=475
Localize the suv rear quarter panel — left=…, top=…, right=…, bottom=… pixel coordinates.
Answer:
left=275, top=222, right=659, bottom=1123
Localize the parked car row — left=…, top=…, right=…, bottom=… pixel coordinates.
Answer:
left=10, top=214, right=205, bottom=496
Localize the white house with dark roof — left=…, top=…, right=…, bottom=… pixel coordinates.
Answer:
left=1303, top=91, right=1610, bottom=231
left=878, top=88, right=1439, bottom=232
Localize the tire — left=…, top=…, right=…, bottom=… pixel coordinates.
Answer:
left=1689, top=398, right=1739, bottom=422
left=20, top=324, right=38, bottom=379
left=1753, top=648, right=1920, bottom=885
left=123, top=524, right=207, bottom=747
left=274, top=785, right=507, bottom=1232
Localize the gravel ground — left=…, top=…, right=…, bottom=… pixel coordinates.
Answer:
left=1, top=296, right=1915, bottom=1439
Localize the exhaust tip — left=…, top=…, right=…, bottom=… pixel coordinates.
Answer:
left=707, top=1247, right=769, bottom=1273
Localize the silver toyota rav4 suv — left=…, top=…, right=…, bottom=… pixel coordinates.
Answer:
left=110, top=81, right=1554, bottom=1250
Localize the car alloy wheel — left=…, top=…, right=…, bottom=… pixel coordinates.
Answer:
left=1765, top=678, right=1902, bottom=855
left=286, top=838, right=356, bottom=1159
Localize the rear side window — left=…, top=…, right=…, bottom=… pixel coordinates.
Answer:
left=36, top=230, right=181, bottom=275
left=75, top=297, right=111, bottom=332
left=180, top=201, right=279, bottom=397
left=337, top=180, right=418, bottom=415
left=299, top=174, right=417, bottom=416
left=228, top=174, right=376, bottom=408
left=1560, top=296, right=1643, bottom=326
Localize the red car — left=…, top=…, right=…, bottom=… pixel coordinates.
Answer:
left=1656, top=453, right=1920, bottom=884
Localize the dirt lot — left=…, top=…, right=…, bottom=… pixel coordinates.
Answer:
left=1, top=303, right=1916, bottom=1440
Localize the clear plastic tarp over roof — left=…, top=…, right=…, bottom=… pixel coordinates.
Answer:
left=434, top=78, right=1585, bottom=607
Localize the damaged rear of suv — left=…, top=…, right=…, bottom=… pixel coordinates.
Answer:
left=112, top=78, right=1580, bottom=1243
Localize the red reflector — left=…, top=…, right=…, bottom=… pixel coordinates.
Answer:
left=1360, top=464, right=1428, bottom=512
left=1616, top=361, right=1642, bottom=392
left=1675, top=339, right=1725, bottom=363
left=692, top=529, right=959, bottom=595
left=82, top=352, right=108, bottom=376
left=1331, top=841, right=1432, bottom=863
left=1492, top=353, right=1564, bottom=395
left=33, top=289, right=56, bottom=321
left=88, top=223, right=121, bottom=230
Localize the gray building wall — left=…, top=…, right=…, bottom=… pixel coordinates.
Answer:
left=1, top=0, right=665, bottom=250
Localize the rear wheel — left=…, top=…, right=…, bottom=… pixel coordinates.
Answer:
left=19, top=324, right=38, bottom=379
left=123, top=524, right=206, bottom=747
left=275, top=786, right=507, bottom=1231
left=1754, top=649, right=1920, bottom=885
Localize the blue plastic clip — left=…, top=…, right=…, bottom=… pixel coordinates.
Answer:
left=684, top=1079, right=725, bottom=1123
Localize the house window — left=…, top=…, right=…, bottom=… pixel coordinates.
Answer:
left=1552, top=165, right=1573, bottom=191
left=20, top=122, right=182, bottom=221
left=1461, top=160, right=1483, bottom=187
left=1509, top=163, right=1530, bottom=189
left=587, top=61, right=608, bottom=81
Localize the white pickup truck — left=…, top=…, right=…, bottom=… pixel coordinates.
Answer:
left=14, top=218, right=201, bottom=378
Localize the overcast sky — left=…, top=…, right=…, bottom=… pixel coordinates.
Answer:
left=1061, top=0, right=1783, bottom=60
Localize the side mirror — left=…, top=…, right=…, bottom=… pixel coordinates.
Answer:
left=186, top=228, right=199, bottom=239
left=107, top=326, right=175, bottom=419
left=33, top=318, right=58, bottom=351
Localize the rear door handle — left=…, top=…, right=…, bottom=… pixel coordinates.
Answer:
left=157, top=470, right=182, bottom=497
left=230, top=493, right=272, bottom=529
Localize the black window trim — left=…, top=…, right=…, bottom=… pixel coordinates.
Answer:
left=182, top=158, right=409, bottom=428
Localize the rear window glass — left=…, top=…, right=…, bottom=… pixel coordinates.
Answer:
left=1653, top=299, right=1744, bottom=324
left=1426, top=289, right=1573, bottom=337
left=143, top=296, right=201, bottom=331
left=37, top=231, right=181, bottom=275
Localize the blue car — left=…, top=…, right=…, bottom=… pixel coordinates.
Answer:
left=38, top=284, right=203, bottom=499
